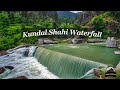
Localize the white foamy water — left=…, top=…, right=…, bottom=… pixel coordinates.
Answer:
left=0, top=46, right=59, bottom=79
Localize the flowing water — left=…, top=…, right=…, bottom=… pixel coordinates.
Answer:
left=0, top=46, right=59, bottom=79
left=34, top=47, right=107, bottom=79
left=0, top=43, right=119, bottom=79
left=42, top=44, right=120, bottom=67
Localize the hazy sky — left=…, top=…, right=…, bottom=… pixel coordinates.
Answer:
left=70, top=11, right=82, bottom=13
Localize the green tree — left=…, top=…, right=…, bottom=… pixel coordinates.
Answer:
left=89, top=15, right=105, bottom=31
left=0, top=11, right=10, bottom=28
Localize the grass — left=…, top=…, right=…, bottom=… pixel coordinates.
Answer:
left=95, top=68, right=120, bottom=79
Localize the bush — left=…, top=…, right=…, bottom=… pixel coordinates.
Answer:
left=89, top=15, right=105, bottom=31
left=0, top=11, right=10, bottom=28
left=116, top=69, right=120, bottom=79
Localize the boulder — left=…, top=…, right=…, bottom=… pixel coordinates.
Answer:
left=23, top=49, right=29, bottom=57
left=0, top=67, right=5, bottom=74
left=116, top=62, right=120, bottom=69
left=38, top=39, right=44, bottom=45
left=4, top=66, right=14, bottom=70
left=94, top=69, right=101, bottom=78
left=114, top=51, right=120, bottom=55
left=106, top=37, right=117, bottom=48
left=71, top=38, right=78, bottom=44
left=71, top=38, right=85, bottom=44
left=38, top=38, right=58, bottom=44
left=43, top=38, right=58, bottom=44
left=0, top=51, right=8, bottom=56
left=9, top=76, right=28, bottom=79
left=0, top=66, right=14, bottom=74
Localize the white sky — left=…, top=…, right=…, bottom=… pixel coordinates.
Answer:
left=70, top=11, right=82, bottom=13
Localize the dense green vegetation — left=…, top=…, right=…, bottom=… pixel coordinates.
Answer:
left=0, top=11, right=58, bottom=50
left=0, top=11, right=80, bottom=50
left=0, top=11, right=120, bottom=50
left=82, top=11, right=120, bottom=38
left=57, top=11, right=79, bottom=24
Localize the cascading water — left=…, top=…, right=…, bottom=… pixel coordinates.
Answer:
left=34, top=47, right=107, bottom=79
left=0, top=44, right=109, bottom=79
left=0, top=46, right=59, bottom=79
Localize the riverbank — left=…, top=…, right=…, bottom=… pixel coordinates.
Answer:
left=0, top=51, right=8, bottom=56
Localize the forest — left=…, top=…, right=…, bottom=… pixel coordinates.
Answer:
left=0, top=11, right=120, bottom=50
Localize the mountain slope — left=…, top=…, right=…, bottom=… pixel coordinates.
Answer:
left=57, top=11, right=80, bottom=23
left=57, top=11, right=80, bottom=18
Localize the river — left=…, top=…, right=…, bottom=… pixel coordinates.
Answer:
left=0, top=46, right=59, bottom=79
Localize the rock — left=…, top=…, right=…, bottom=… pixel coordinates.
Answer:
left=106, top=37, right=117, bottom=48
left=94, top=69, right=101, bottom=78
left=23, top=49, right=29, bottom=57
left=114, top=51, right=120, bottom=55
left=116, top=62, right=120, bottom=69
left=25, top=45, right=30, bottom=47
left=43, top=38, right=58, bottom=44
left=0, top=67, right=5, bottom=74
left=38, top=39, right=44, bottom=45
left=76, top=11, right=102, bottom=24
left=4, top=66, right=14, bottom=70
left=116, top=40, right=120, bottom=49
left=8, top=76, right=28, bottom=79
left=0, top=66, right=14, bottom=74
left=71, top=38, right=85, bottom=44
left=38, top=38, right=57, bottom=44
left=118, top=45, right=120, bottom=49
left=71, top=38, right=78, bottom=44
left=0, top=51, right=8, bottom=56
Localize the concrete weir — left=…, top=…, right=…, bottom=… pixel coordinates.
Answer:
left=34, top=47, right=106, bottom=79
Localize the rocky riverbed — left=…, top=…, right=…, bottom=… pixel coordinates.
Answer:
left=0, top=45, right=120, bottom=79
left=0, top=46, right=59, bottom=79
left=0, top=51, right=8, bottom=56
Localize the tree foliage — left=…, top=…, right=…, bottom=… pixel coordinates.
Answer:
left=89, top=15, right=105, bottom=31
left=0, top=11, right=120, bottom=50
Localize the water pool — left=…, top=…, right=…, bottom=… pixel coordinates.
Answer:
left=41, top=43, right=120, bottom=67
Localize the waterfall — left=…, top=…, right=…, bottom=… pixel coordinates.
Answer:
left=0, top=46, right=59, bottom=79
left=34, top=47, right=107, bottom=79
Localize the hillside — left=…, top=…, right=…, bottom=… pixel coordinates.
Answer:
left=75, top=11, right=120, bottom=38
left=0, top=11, right=58, bottom=50
left=57, top=11, right=80, bottom=23
left=0, top=11, right=120, bottom=50
left=57, top=11, right=80, bottom=18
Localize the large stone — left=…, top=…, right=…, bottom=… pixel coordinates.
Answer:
left=71, top=38, right=78, bottom=44
left=0, top=66, right=14, bottom=74
left=4, top=66, right=14, bottom=70
left=38, top=38, right=58, bottom=44
left=116, top=62, right=120, bottom=69
left=38, top=39, right=44, bottom=45
left=106, top=37, right=117, bottom=48
left=114, top=51, right=120, bottom=55
left=0, top=51, right=8, bottom=56
left=116, top=40, right=120, bottom=49
left=0, top=67, right=5, bottom=74
left=9, top=76, right=28, bottom=79
left=23, top=49, right=29, bottom=57
left=43, top=38, right=57, bottom=44
left=71, top=38, right=85, bottom=44
left=94, top=69, right=101, bottom=78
